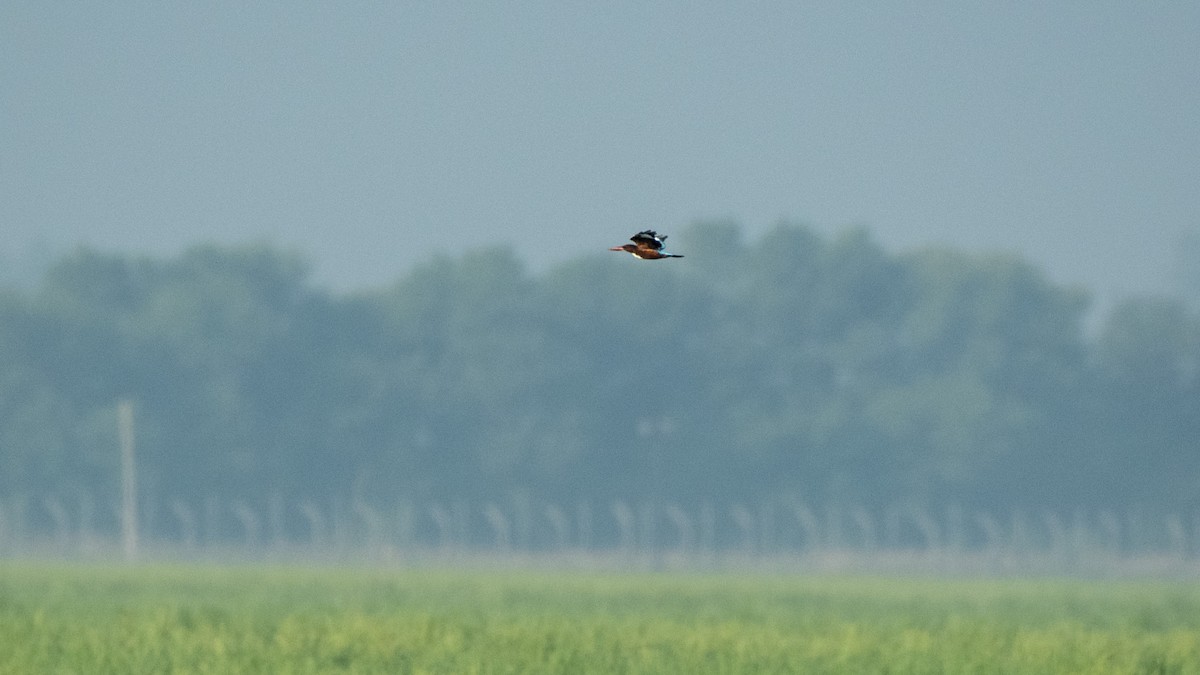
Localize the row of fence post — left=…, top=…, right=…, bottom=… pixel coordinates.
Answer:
left=2, top=494, right=1198, bottom=572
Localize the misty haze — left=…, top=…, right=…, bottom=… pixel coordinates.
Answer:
left=1, top=219, right=1197, bottom=571
left=3, top=4, right=1200, bottom=671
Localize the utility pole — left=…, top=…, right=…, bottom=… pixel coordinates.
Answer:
left=118, top=399, right=138, bottom=561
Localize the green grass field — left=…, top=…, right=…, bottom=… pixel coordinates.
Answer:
left=1, top=562, right=1198, bottom=674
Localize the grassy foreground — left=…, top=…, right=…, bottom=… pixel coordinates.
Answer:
left=1, top=563, right=1198, bottom=674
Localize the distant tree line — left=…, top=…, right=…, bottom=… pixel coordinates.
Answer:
left=1, top=223, right=1196, bottom=514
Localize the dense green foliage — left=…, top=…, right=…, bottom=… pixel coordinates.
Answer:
left=1, top=222, right=1197, bottom=519
left=1, top=564, right=1198, bottom=673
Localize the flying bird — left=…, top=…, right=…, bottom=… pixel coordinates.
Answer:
left=609, top=230, right=684, bottom=260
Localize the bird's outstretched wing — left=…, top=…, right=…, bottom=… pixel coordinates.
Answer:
left=630, top=230, right=665, bottom=251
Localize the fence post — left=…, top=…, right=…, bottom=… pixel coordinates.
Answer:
left=851, top=507, right=878, bottom=552
left=170, top=500, right=198, bottom=550
left=428, top=504, right=453, bottom=552
left=699, top=502, right=716, bottom=562
left=664, top=504, right=693, bottom=558
left=577, top=501, right=592, bottom=552
left=612, top=501, right=635, bottom=556
left=118, top=399, right=138, bottom=561
left=298, top=501, right=325, bottom=549
left=545, top=504, right=569, bottom=552
left=483, top=503, right=511, bottom=552
left=43, top=497, right=70, bottom=553
left=730, top=504, right=755, bottom=556
left=1166, top=514, right=1187, bottom=560
left=231, top=501, right=260, bottom=550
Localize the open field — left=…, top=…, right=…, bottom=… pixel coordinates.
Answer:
left=2, top=563, right=1199, bottom=673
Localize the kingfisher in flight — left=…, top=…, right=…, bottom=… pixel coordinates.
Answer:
left=609, top=230, right=684, bottom=260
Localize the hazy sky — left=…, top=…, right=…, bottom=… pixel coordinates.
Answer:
left=3, top=2, right=1198, bottom=306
